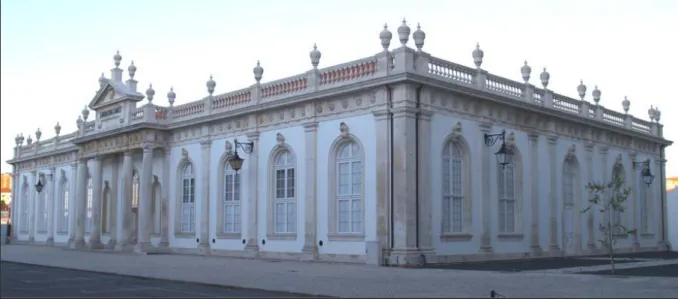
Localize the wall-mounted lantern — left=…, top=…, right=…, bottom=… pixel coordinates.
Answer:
left=228, top=138, right=255, bottom=172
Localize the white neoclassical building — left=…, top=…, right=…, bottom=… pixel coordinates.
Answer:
left=7, top=20, right=673, bottom=266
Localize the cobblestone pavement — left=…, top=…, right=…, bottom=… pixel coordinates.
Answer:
left=2, top=245, right=677, bottom=298
left=1, top=262, right=313, bottom=298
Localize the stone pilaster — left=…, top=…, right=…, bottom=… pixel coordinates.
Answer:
left=67, top=162, right=78, bottom=246
left=45, top=167, right=56, bottom=246
left=657, top=156, right=671, bottom=250
left=88, top=157, right=104, bottom=249
left=107, top=155, right=119, bottom=249
left=71, top=157, right=89, bottom=250
left=528, top=132, right=542, bottom=256
left=388, top=84, right=421, bottom=265
left=373, top=109, right=390, bottom=259
left=301, top=122, right=319, bottom=260
left=198, top=139, right=211, bottom=253
left=115, top=151, right=134, bottom=251
left=10, top=170, right=19, bottom=243
left=598, top=145, right=609, bottom=247
left=135, top=144, right=154, bottom=253
left=417, top=110, right=434, bottom=254
left=28, top=170, right=36, bottom=243
left=547, top=135, right=560, bottom=254
left=629, top=151, right=640, bottom=251
left=245, top=132, right=260, bottom=256
left=479, top=122, right=493, bottom=253
left=158, top=149, right=171, bottom=249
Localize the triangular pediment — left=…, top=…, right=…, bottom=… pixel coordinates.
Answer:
left=89, top=81, right=144, bottom=110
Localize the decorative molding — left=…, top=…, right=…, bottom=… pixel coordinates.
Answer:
left=565, top=144, right=576, bottom=161
left=224, top=140, right=233, bottom=155
left=339, top=122, right=349, bottom=138
left=450, top=121, right=462, bottom=142
left=276, top=132, right=285, bottom=145
left=181, top=148, right=189, bottom=158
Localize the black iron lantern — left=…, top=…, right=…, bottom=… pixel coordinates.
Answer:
left=35, top=175, right=44, bottom=193
left=633, top=159, right=655, bottom=187
left=228, top=138, right=255, bottom=172
left=484, top=129, right=512, bottom=167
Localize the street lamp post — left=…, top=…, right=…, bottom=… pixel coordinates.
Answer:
left=228, top=138, right=255, bottom=172
left=484, top=129, right=512, bottom=167
left=632, top=159, right=655, bottom=186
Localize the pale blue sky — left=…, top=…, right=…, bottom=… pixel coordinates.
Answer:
left=2, top=0, right=677, bottom=176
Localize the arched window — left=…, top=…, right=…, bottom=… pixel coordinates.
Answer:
left=334, top=141, right=363, bottom=234
left=132, top=171, right=140, bottom=208
left=58, top=179, right=69, bottom=233
left=442, top=141, right=465, bottom=233
left=85, top=177, right=93, bottom=232
left=180, top=163, right=196, bottom=233
left=273, top=150, right=296, bottom=234
left=223, top=164, right=241, bottom=233
left=20, top=182, right=29, bottom=233
left=497, top=147, right=522, bottom=235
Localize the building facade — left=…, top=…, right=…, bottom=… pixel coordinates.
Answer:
left=6, top=21, right=672, bottom=266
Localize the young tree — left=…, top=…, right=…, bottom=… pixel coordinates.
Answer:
left=581, top=168, right=636, bottom=274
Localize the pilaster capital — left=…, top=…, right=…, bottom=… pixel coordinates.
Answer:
left=372, top=109, right=389, bottom=121
left=142, top=142, right=156, bottom=153
left=246, top=131, right=260, bottom=141
left=123, top=150, right=135, bottom=157
left=478, top=122, right=492, bottom=133
left=584, top=142, right=595, bottom=152
left=657, top=159, right=667, bottom=165
left=527, top=131, right=540, bottom=142
left=30, top=170, right=37, bottom=176
left=303, top=121, right=318, bottom=132
left=629, top=151, right=638, bottom=160
left=418, top=109, right=434, bottom=121
left=199, top=139, right=212, bottom=148
left=546, top=135, right=558, bottom=145
left=598, top=145, right=609, bottom=155
left=390, top=106, right=418, bottom=119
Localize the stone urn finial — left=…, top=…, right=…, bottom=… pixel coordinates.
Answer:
left=146, top=83, right=155, bottom=103
left=128, top=60, right=137, bottom=79
left=310, top=44, right=322, bottom=68
left=167, top=87, right=176, bottom=106
left=622, top=96, right=630, bottom=114
left=540, top=68, right=550, bottom=88
left=577, top=80, right=587, bottom=100
left=472, top=43, right=484, bottom=68
left=412, top=23, right=426, bottom=51
left=206, top=75, right=216, bottom=95
left=82, top=106, right=90, bottom=121
left=521, top=61, right=531, bottom=83
left=379, top=23, right=392, bottom=51
left=592, top=85, right=601, bottom=105
left=113, top=50, right=122, bottom=68
left=253, top=60, right=264, bottom=83
left=98, top=73, right=107, bottom=88
left=54, top=122, right=61, bottom=136
left=397, top=18, right=410, bottom=46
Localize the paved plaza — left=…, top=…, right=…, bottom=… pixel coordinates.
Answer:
left=1, top=245, right=678, bottom=298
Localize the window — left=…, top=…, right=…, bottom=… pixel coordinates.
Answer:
left=498, top=164, right=516, bottom=233
left=58, top=180, right=69, bottom=233
left=336, top=141, right=363, bottom=234
left=85, top=177, right=92, bottom=232
left=20, top=184, right=29, bottom=233
left=273, top=150, right=296, bottom=234
left=223, top=164, right=241, bottom=233
left=639, top=175, right=649, bottom=234
left=180, top=163, right=196, bottom=233
left=132, top=172, right=140, bottom=208
left=443, top=142, right=464, bottom=233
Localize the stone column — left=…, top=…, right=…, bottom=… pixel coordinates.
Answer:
left=372, top=109, right=390, bottom=257
left=71, top=157, right=89, bottom=250
left=547, top=135, right=560, bottom=254
left=528, top=132, right=542, bottom=255
left=67, top=162, right=78, bottom=246
left=417, top=110, right=434, bottom=254
left=198, top=140, right=211, bottom=252
left=245, top=132, right=260, bottom=256
left=389, top=103, right=421, bottom=265
left=135, top=144, right=154, bottom=253
left=479, top=122, right=493, bottom=253
left=158, top=149, right=171, bottom=249
left=88, top=157, right=104, bottom=249
left=301, top=122, right=318, bottom=260
left=46, top=167, right=56, bottom=246
left=657, top=157, right=670, bottom=250
left=107, top=155, right=119, bottom=249
left=629, top=151, right=640, bottom=251
left=28, top=170, right=36, bottom=243
left=115, top=151, right=133, bottom=251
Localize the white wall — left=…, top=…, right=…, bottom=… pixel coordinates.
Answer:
left=668, top=189, right=677, bottom=252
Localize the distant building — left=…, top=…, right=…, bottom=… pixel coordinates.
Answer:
left=666, top=177, right=678, bottom=191
left=1, top=172, right=11, bottom=224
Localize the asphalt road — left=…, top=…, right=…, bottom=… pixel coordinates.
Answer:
left=424, top=256, right=639, bottom=272
left=582, top=264, right=678, bottom=277
left=0, top=262, right=315, bottom=298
